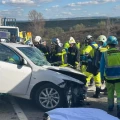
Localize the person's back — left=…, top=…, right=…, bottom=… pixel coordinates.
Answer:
left=100, top=36, right=120, bottom=118
left=67, top=45, right=79, bottom=66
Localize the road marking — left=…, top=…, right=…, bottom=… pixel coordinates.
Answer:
left=9, top=96, right=28, bottom=120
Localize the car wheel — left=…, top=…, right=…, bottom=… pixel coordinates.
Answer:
left=35, top=83, right=63, bottom=111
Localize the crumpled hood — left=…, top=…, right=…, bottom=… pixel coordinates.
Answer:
left=43, top=66, right=86, bottom=85
left=43, top=66, right=85, bottom=76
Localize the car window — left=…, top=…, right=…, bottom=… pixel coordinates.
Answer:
left=0, top=44, right=20, bottom=65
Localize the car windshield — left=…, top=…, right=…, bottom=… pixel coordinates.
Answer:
left=18, top=47, right=51, bottom=66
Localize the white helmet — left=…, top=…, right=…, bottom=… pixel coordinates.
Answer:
left=86, top=35, right=92, bottom=40
left=69, top=37, right=76, bottom=44
left=97, top=35, right=107, bottom=43
left=34, top=36, right=42, bottom=43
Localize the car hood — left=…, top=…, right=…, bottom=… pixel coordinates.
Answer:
left=43, top=66, right=86, bottom=85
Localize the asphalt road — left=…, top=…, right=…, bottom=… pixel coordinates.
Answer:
left=0, top=84, right=118, bottom=120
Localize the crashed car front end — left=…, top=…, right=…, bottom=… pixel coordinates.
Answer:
left=45, top=66, right=87, bottom=108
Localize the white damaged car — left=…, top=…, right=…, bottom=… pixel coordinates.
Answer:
left=0, top=43, right=86, bottom=111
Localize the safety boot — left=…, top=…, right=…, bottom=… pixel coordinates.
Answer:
left=101, top=87, right=107, bottom=95
left=93, top=87, right=101, bottom=98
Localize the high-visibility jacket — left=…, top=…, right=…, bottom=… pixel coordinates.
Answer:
left=80, top=42, right=98, bottom=64
left=76, top=42, right=80, bottom=50
left=84, top=42, right=98, bottom=74
left=51, top=45, right=67, bottom=66
left=104, top=48, right=120, bottom=80
left=64, top=42, right=70, bottom=52
left=80, top=44, right=88, bottom=64
left=85, top=42, right=98, bottom=58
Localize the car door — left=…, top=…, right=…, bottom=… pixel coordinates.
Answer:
left=0, top=44, right=32, bottom=94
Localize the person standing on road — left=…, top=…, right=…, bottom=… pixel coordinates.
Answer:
left=96, top=35, right=109, bottom=94
left=67, top=37, right=80, bottom=70
left=83, top=35, right=101, bottom=98
left=100, top=36, right=120, bottom=118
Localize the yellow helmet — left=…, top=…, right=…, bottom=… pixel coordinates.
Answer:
left=69, top=37, right=76, bottom=44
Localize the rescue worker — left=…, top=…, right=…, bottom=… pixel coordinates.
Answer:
left=96, top=35, right=108, bottom=94
left=67, top=37, right=80, bottom=70
left=100, top=36, right=120, bottom=118
left=51, top=38, right=67, bottom=66
left=80, top=39, right=94, bottom=88
left=39, top=40, right=50, bottom=62
left=83, top=35, right=101, bottom=98
left=34, top=36, right=42, bottom=48
left=34, top=36, right=50, bottom=60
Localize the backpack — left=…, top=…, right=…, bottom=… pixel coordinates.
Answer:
left=86, top=44, right=101, bottom=75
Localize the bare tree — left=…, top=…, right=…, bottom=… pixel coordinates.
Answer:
left=28, top=10, right=45, bottom=38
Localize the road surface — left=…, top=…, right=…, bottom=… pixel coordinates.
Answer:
left=0, top=84, right=117, bottom=120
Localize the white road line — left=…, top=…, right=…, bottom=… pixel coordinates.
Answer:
left=9, top=96, right=28, bottom=120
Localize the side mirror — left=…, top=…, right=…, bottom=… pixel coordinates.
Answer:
left=23, top=59, right=27, bottom=65
left=19, top=58, right=27, bottom=65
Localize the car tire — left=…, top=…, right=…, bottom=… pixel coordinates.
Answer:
left=35, top=83, right=63, bottom=111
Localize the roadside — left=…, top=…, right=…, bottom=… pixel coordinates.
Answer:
left=0, top=95, right=19, bottom=120
left=87, top=85, right=117, bottom=117
left=0, top=84, right=117, bottom=120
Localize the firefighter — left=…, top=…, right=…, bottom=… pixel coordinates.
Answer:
left=83, top=35, right=101, bottom=98
left=67, top=37, right=80, bottom=70
left=100, top=36, right=120, bottom=118
left=51, top=38, right=67, bottom=67
left=34, top=36, right=42, bottom=48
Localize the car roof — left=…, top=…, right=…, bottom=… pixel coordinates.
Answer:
left=1, top=43, right=31, bottom=48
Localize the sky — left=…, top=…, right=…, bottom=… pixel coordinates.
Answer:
left=0, top=0, right=120, bottom=20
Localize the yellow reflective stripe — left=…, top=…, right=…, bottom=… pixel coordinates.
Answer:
left=75, top=62, right=78, bottom=65
left=60, top=64, right=68, bottom=67
left=105, top=75, right=120, bottom=80
left=55, top=53, right=62, bottom=56
left=71, top=52, right=75, bottom=55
